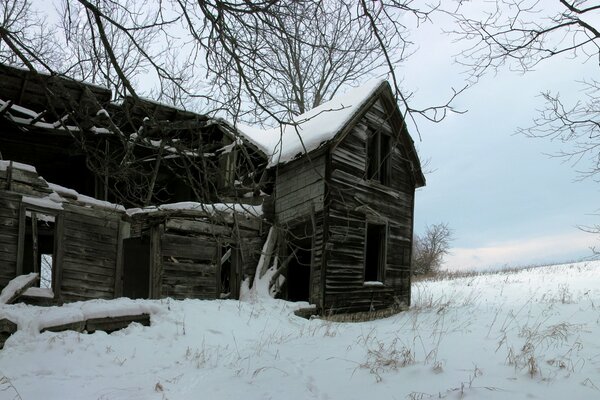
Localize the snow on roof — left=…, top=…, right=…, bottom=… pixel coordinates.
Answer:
left=126, top=201, right=262, bottom=217
left=47, top=183, right=126, bottom=212
left=0, top=273, right=38, bottom=304
left=239, top=79, right=385, bottom=167
left=22, top=195, right=64, bottom=210
left=0, top=160, right=37, bottom=173
left=0, top=98, right=113, bottom=136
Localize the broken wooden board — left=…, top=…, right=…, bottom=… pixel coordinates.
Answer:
left=86, top=314, right=151, bottom=334
left=38, top=313, right=151, bottom=335
left=18, top=287, right=55, bottom=306
left=41, top=320, right=86, bottom=334
left=0, top=273, right=39, bottom=304
left=0, top=318, right=17, bottom=349
left=294, top=306, right=318, bottom=320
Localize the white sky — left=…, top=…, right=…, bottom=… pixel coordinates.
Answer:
left=401, top=12, right=600, bottom=270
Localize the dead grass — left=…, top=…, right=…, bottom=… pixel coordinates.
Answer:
left=319, top=302, right=408, bottom=323
left=412, top=259, right=588, bottom=283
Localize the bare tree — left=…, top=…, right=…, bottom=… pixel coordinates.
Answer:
left=451, top=0, right=600, bottom=180
left=0, top=0, right=61, bottom=70
left=209, top=1, right=406, bottom=122
left=59, top=0, right=160, bottom=100
left=412, top=223, right=453, bottom=275
left=3, top=1, right=465, bottom=123
left=0, top=0, right=467, bottom=207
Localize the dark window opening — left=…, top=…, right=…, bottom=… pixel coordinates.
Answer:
left=286, top=237, right=312, bottom=302
left=367, top=129, right=392, bottom=185
left=364, top=223, right=386, bottom=282
left=22, top=211, right=56, bottom=289
left=220, top=245, right=232, bottom=298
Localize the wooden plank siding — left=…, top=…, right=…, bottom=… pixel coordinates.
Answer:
left=274, top=151, right=327, bottom=307
left=59, top=203, right=123, bottom=302
left=153, top=216, right=265, bottom=300
left=275, top=154, right=326, bottom=225
left=0, top=191, right=20, bottom=287
left=323, top=99, right=415, bottom=313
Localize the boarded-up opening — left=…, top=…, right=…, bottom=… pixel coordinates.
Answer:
left=21, top=211, right=56, bottom=289
left=122, top=237, right=150, bottom=299
left=364, top=223, right=386, bottom=282
left=286, top=236, right=312, bottom=302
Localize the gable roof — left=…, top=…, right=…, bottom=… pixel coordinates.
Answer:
left=238, top=79, right=385, bottom=167
left=237, top=79, right=425, bottom=187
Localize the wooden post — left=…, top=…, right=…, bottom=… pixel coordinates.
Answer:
left=114, top=219, right=130, bottom=298
left=54, top=213, right=65, bottom=299
left=149, top=225, right=163, bottom=299
left=16, top=205, right=26, bottom=276
left=0, top=100, right=13, bottom=118
left=31, top=212, right=38, bottom=274
left=6, top=160, right=13, bottom=191
left=309, top=205, right=317, bottom=304
left=144, top=141, right=165, bottom=206
left=104, top=140, right=109, bottom=201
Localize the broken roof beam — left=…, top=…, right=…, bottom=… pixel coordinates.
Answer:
left=0, top=273, right=39, bottom=305
left=0, top=100, right=13, bottom=117
left=30, top=109, right=47, bottom=125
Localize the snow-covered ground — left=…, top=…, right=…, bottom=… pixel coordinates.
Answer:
left=1, top=261, right=600, bottom=399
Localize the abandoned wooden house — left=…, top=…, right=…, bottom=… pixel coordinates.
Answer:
left=0, top=63, right=424, bottom=314
left=239, top=80, right=425, bottom=313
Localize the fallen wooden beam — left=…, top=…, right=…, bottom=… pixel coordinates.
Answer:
left=0, top=273, right=39, bottom=304
left=41, top=320, right=86, bottom=334
left=86, top=314, right=151, bottom=334
left=0, top=318, right=17, bottom=349
left=39, top=313, right=151, bottom=335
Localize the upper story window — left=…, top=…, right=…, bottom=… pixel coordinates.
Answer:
left=366, top=129, right=392, bottom=185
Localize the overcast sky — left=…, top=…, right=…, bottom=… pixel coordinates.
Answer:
left=31, top=1, right=599, bottom=270
left=401, top=14, right=600, bottom=270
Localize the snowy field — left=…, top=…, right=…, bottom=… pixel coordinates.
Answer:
left=1, top=261, right=600, bottom=400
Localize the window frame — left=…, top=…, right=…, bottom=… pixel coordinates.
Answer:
left=363, top=220, right=388, bottom=284
left=16, top=203, right=62, bottom=296
left=366, top=128, right=392, bottom=186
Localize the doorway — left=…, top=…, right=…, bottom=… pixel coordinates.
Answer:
left=122, top=236, right=151, bottom=299
left=286, top=234, right=312, bottom=302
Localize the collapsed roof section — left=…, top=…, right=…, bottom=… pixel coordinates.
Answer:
left=0, top=160, right=126, bottom=212
left=0, top=63, right=259, bottom=157
left=0, top=63, right=424, bottom=189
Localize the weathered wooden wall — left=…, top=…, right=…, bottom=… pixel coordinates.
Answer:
left=275, top=154, right=326, bottom=225
left=0, top=162, right=125, bottom=303
left=323, top=98, right=415, bottom=313
left=0, top=165, right=54, bottom=288
left=60, top=204, right=123, bottom=302
left=274, top=153, right=327, bottom=308
left=131, top=213, right=265, bottom=300
left=159, top=230, right=219, bottom=299
left=0, top=191, right=20, bottom=287
left=277, top=215, right=324, bottom=307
